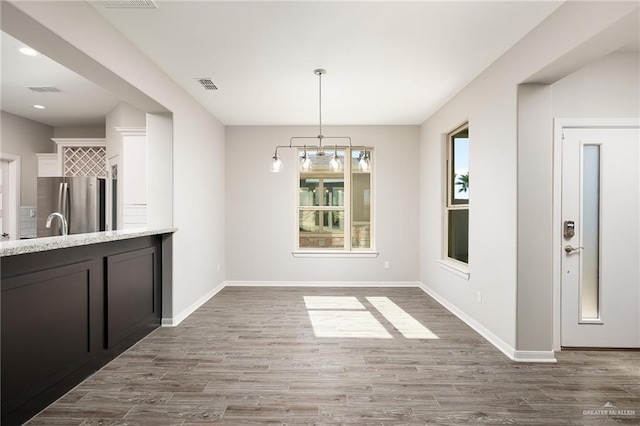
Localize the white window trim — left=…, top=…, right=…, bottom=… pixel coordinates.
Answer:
left=442, top=122, right=469, bottom=267
left=437, top=258, right=470, bottom=280
left=295, top=147, right=374, bottom=252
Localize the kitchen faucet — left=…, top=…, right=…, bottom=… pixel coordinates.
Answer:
left=46, top=212, right=69, bottom=236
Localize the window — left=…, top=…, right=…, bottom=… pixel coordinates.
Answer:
left=298, top=147, right=373, bottom=251
left=445, top=124, right=469, bottom=264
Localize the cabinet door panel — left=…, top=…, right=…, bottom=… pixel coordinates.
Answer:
left=107, top=247, right=158, bottom=349
left=1, top=260, right=97, bottom=410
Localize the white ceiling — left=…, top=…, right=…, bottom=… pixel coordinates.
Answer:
left=2, top=1, right=567, bottom=128
left=92, top=1, right=564, bottom=126
left=1, top=31, right=122, bottom=128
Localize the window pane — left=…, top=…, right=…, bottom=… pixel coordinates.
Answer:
left=352, top=224, right=371, bottom=249
left=299, top=179, right=319, bottom=206
left=448, top=209, right=469, bottom=263
left=451, top=128, right=469, bottom=205
left=299, top=210, right=344, bottom=249
left=323, top=179, right=345, bottom=207
left=323, top=210, right=344, bottom=233
left=352, top=172, right=371, bottom=249
left=352, top=173, right=370, bottom=221
left=581, top=145, right=600, bottom=320
left=299, top=210, right=319, bottom=233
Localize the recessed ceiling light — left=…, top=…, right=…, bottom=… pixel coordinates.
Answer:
left=18, top=46, right=40, bottom=56
left=33, top=104, right=46, bottom=110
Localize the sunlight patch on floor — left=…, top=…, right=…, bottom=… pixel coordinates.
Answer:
left=307, top=310, right=393, bottom=338
left=366, top=297, right=439, bottom=339
left=304, top=295, right=437, bottom=339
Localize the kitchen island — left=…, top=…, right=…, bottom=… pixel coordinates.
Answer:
left=1, top=228, right=175, bottom=426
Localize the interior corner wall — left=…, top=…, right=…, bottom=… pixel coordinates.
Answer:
left=516, top=84, right=553, bottom=351
left=0, top=111, right=54, bottom=206
left=7, top=1, right=226, bottom=321
left=419, top=1, right=639, bottom=354
left=146, top=112, right=173, bottom=229
left=225, top=125, right=420, bottom=283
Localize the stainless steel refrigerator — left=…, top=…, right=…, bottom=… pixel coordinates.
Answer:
left=37, top=177, right=106, bottom=237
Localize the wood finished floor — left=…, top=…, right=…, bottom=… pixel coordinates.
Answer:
left=26, top=287, right=640, bottom=425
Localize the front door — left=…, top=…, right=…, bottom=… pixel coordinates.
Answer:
left=561, top=127, right=639, bottom=348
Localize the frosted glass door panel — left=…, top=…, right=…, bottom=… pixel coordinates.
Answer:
left=581, top=145, right=600, bottom=320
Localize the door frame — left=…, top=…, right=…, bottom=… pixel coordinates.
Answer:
left=0, top=153, right=21, bottom=241
left=552, top=118, right=640, bottom=351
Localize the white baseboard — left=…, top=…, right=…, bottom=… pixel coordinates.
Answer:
left=224, top=280, right=422, bottom=288
left=417, top=282, right=556, bottom=363
left=162, top=282, right=225, bottom=327
left=513, top=350, right=557, bottom=363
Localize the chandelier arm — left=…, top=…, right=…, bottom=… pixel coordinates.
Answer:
left=321, top=136, right=352, bottom=148
left=274, top=145, right=291, bottom=155
left=288, top=136, right=352, bottom=149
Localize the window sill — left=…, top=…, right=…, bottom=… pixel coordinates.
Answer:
left=437, top=259, right=470, bottom=280
left=292, top=251, right=379, bottom=258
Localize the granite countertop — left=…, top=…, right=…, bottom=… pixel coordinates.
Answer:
left=0, top=228, right=177, bottom=257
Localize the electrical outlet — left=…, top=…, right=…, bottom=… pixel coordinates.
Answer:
left=477, top=291, right=482, bottom=304
left=217, top=264, right=221, bottom=272
left=384, top=261, right=390, bottom=269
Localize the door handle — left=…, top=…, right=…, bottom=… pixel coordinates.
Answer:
left=564, top=245, right=583, bottom=254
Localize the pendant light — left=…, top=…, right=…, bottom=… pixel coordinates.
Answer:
left=269, top=149, right=283, bottom=173
left=358, top=150, right=371, bottom=172
left=329, top=145, right=342, bottom=172
left=270, top=69, right=352, bottom=173
left=301, top=146, right=312, bottom=172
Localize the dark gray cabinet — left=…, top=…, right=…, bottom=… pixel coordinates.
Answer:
left=1, top=235, right=164, bottom=425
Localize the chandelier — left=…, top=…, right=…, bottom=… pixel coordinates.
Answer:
left=270, top=69, right=370, bottom=173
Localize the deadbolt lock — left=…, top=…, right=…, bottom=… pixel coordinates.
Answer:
left=563, top=220, right=575, bottom=239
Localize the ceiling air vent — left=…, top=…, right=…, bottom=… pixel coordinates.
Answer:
left=196, top=78, right=218, bottom=91
left=27, top=86, right=62, bottom=93
left=98, top=0, right=157, bottom=9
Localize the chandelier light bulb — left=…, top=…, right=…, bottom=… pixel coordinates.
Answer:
left=329, top=146, right=342, bottom=172
left=270, top=154, right=283, bottom=173
left=301, top=146, right=312, bottom=172
left=301, top=156, right=312, bottom=172
left=358, top=151, right=370, bottom=172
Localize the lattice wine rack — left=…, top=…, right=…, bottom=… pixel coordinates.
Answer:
left=63, top=147, right=107, bottom=178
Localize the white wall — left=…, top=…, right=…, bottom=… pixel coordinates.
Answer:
left=226, top=125, right=420, bottom=283
left=146, top=113, right=173, bottom=229
left=53, top=126, right=105, bottom=138
left=420, top=2, right=638, bottom=355
left=552, top=51, right=639, bottom=118
left=4, top=1, right=226, bottom=322
left=0, top=111, right=54, bottom=206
